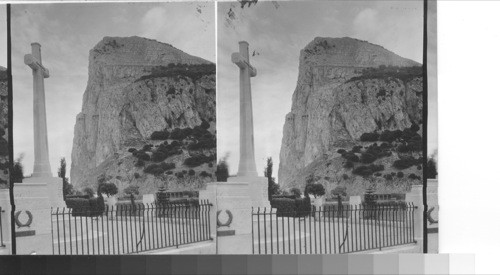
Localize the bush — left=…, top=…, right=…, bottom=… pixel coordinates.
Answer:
left=184, top=154, right=213, bottom=167
left=199, top=171, right=212, bottom=178
left=99, top=182, right=118, bottom=197
left=128, top=148, right=137, bottom=153
left=188, top=136, right=216, bottom=150
left=150, top=131, right=170, bottom=140
left=270, top=197, right=311, bottom=217
left=175, top=172, right=184, bottom=179
left=123, top=185, right=140, bottom=198
left=397, top=171, right=404, bottom=178
left=135, top=160, right=145, bottom=167
left=353, top=166, right=374, bottom=177
left=342, top=174, right=349, bottom=180
left=351, top=146, right=363, bottom=153
left=384, top=174, right=393, bottom=180
left=343, top=161, right=354, bottom=169
left=201, top=120, right=210, bottom=129
left=304, top=183, right=325, bottom=198
left=151, top=151, right=168, bottom=162
left=331, top=186, right=347, bottom=198
left=144, top=164, right=165, bottom=175
left=379, top=130, right=403, bottom=142
left=133, top=151, right=150, bottom=161
left=393, top=157, right=417, bottom=170
left=216, top=159, right=229, bottom=182
left=408, top=173, right=421, bottom=180
left=360, top=132, right=380, bottom=142
left=143, top=144, right=153, bottom=151
left=341, top=152, right=359, bottom=162
left=83, top=187, right=95, bottom=197
left=67, top=196, right=105, bottom=217
left=360, top=153, right=377, bottom=163
left=337, top=149, right=347, bottom=154
left=170, top=128, right=192, bottom=140
left=290, top=188, right=301, bottom=198
left=160, top=162, right=176, bottom=170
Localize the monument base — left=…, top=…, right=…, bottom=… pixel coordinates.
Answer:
left=23, top=177, right=65, bottom=208
left=229, top=176, right=271, bottom=209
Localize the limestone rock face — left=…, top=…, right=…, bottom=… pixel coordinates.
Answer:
left=71, top=37, right=216, bottom=193
left=278, top=37, right=423, bottom=192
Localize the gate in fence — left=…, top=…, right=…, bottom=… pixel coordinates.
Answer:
left=51, top=200, right=212, bottom=255
left=251, top=203, right=416, bottom=254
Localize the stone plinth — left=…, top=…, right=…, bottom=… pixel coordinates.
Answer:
left=199, top=181, right=253, bottom=254
left=349, top=196, right=362, bottom=205
left=0, top=189, right=12, bottom=254
left=23, top=177, right=65, bottom=208
left=229, top=176, right=271, bottom=209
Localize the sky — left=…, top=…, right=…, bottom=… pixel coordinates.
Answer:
left=217, top=1, right=436, bottom=180
left=11, top=2, right=215, bottom=178
left=0, top=5, right=6, bottom=68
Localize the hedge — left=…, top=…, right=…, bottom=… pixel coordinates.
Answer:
left=66, top=196, right=105, bottom=217
left=270, top=197, right=311, bottom=217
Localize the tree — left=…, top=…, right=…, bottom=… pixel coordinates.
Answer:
left=124, top=184, right=140, bottom=207
left=304, top=183, right=325, bottom=198
left=99, top=182, right=118, bottom=198
left=12, top=154, right=24, bottom=183
left=264, top=157, right=281, bottom=199
left=58, top=157, right=73, bottom=199
left=215, top=157, right=229, bottom=182
left=427, top=156, right=438, bottom=179
left=83, top=187, right=95, bottom=197
left=290, top=188, right=301, bottom=198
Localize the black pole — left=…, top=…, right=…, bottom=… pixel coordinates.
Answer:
left=7, top=4, right=16, bottom=255
left=423, top=0, right=429, bottom=254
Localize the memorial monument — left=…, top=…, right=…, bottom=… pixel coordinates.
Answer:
left=5, top=43, right=65, bottom=254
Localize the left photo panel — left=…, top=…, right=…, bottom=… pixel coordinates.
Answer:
left=3, top=2, right=216, bottom=255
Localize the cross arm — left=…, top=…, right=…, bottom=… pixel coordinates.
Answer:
left=24, top=54, right=50, bottom=78
left=231, top=53, right=257, bottom=77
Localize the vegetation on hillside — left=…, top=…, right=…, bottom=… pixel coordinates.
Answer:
left=347, top=65, right=423, bottom=83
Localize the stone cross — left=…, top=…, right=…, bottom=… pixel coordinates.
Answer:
left=232, top=41, right=258, bottom=177
left=24, top=43, right=52, bottom=177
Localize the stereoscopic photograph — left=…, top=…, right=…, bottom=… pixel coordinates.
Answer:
left=217, top=0, right=437, bottom=254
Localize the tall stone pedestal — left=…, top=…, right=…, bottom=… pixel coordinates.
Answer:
left=406, top=184, right=424, bottom=253
left=230, top=176, right=271, bottom=209
left=200, top=182, right=253, bottom=254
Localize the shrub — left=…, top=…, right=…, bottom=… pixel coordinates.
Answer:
left=134, top=173, right=141, bottom=179
left=200, top=120, right=210, bottom=129
left=374, top=172, right=382, bottom=177
left=143, top=144, right=153, bottom=151
left=360, top=132, right=380, bottom=142
left=83, top=187, right=95, bottom=197
left=188, top=136, right=216, bottom=150
left=216, top=159, right=229, bottom=182
left=199, top=171, right=212, bottom=178
left=360, top=153, right=377, bottom=163
left=351, top=146, right=363, bottom=153
left=379, top=130, right=403, bottom=142
left=290, top=188, right=301, bottom=198
left=150, top=131, right=170, bottom=140
left=99, top=182, right=118, bottom=198
left=427, top=157, right=438, bottom=179
left=151, top=151, right=168, bottom=162
left=184, top=154, right=212, bottom=167
left=175, top=172, right=184, bottom=179
left=353, top=166, right=374, bottom=177
left=393, top=157, right=417, bottom=170
left=331, top=186, right=347, bottom=198
left=304, top=183, right=325, bottom=198
left=343, top=161, right=354, bottom=169
left=337, top=149, right=347, bottom=154
left=384, top=174, right=393, bottom=180
left=408, top=173, right=421, bottom=180
left=341, top=152, right=359, bottom=162
left=271, top=197, right=311, bottom=217
left=397, top=171, right=404, bottom=178
left=342, top=174, right=349, bottom=180
left=144, top=164, right=165, bottom=175
left=135, top=160, right=145, bottom=167
left=160, top=162, right=176, bottom=170
left=170, top=128, right=193, bottom=140
left=128, top=148, right=137, bottom=153
left=133, top=151, right=150, bottom=161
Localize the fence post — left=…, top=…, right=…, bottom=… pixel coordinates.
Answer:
left=406, top=185, right=424, bottom=252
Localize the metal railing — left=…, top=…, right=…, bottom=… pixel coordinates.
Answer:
left=0, top=207, right=5, bottom=247
left=252, top=203, right=416, bottom=254
left=51, top=200, right=212, bottom=255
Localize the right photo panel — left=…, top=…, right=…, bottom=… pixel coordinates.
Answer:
left=217, top=0, right=436, bottom=254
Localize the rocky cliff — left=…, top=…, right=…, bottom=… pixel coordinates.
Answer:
left=278, top=37, right=423, bottom=195
left=71, top=36, right=216, bottom=195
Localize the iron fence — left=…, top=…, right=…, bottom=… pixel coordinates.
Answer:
left=252, top=203, right=416, bottom=254
left=51, top=200, right=212, bottom=255
left=0, top=207, right=5, bottom=247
